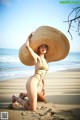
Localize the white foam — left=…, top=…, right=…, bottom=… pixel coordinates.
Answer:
left=0, top=69, right=34, bottom=79
left=0, top=55, right=20, bottom=63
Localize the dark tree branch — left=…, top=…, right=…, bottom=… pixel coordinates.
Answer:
left=63, top=6, right=80, bottom=40
left=67, top=21, right=73, bottom=40
left=68, top=6, right=80, bottom=21
left=63, top=16, right=80, bottom=22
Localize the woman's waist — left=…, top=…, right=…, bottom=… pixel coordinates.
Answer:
left=35, top=69, right=47, bottom=73
left=35, top=69, right=47, bottom=77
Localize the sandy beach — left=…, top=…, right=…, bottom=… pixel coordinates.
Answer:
left=0, top=69, right=80, bottom=120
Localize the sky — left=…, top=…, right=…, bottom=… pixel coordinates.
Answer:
left=0, top=0, right=80, bottom=52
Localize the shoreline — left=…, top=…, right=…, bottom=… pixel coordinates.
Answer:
left=0, top=68, right=80, bottom=120
left=0, top=67, right=80, bottom=82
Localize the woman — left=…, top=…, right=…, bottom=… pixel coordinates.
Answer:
left=12, top=32, right=48, bottom=111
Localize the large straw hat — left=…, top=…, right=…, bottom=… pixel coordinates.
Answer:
left=19, top=26, right=70, bottom=66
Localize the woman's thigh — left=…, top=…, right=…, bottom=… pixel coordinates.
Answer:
left=26, top=77, right=38, bottom=110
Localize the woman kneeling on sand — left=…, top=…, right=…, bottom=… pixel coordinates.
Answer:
left=12, top=32, right=49, bottom=111
left=12, top=26, right=69, bottom=111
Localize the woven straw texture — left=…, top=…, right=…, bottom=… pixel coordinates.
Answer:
left=19, top=26, right=70, bottom=66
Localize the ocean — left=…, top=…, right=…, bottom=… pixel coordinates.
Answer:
left=0, top=48, right=80, bottom=81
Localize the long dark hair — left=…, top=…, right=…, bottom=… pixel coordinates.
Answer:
left=37, top=44, right=48, bottom=58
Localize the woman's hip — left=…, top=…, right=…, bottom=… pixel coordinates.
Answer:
left=26, top=76, right=39, bottom=88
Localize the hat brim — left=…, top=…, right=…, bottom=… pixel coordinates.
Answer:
left=19, top=26, right=70, bottom=66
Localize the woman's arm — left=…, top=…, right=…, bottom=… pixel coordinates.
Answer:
left=26, top=32, right=39, bottom=62
left=42, top=79, right=45, bottom=95
left=42, top=79, right=45, bottom=88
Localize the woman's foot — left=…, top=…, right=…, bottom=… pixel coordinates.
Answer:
left=12, top=95, right=30, bottom=110
left=12, top=95, right=20, bottom=108
left=12, top=95, right=17, bottom=103
left=19, top=93, right=27, bottom=99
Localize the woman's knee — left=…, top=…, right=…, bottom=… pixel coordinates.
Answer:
left=30, top=100, right=37, bottom=111
left=30, top=106, right=36, bottom=111
left=29, top=103, right=36, bottom=111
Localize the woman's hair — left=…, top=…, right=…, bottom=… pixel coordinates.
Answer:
left=37, top=44, right=48, bottom=58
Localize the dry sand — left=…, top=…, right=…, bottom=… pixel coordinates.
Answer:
left=0, top=69, right=80, bottom=120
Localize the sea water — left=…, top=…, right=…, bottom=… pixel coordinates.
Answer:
left=0, top=48, right=80, bottom=81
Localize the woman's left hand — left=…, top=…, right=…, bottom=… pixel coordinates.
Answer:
left=41, top=88, right=45, bottom=95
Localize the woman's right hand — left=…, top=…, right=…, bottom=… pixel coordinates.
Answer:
left=28, top=32, right=34, bottom=40
left=26, top=32, right=34, bottom=47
